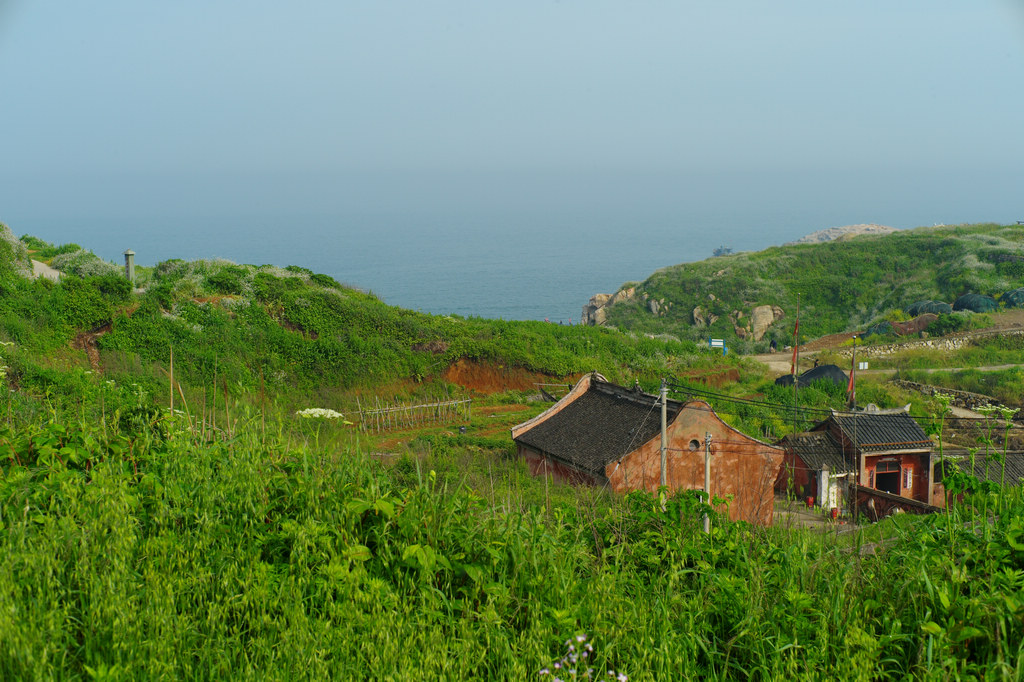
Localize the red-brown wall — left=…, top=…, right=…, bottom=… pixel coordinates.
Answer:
left=605, top=401, right=784, bottom=525
left=774, top=452, right=815, bottom=500
left=863, top=452, right=930, bottom=503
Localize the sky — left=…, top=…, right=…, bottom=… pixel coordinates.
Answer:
left=1, top=1, right=1023, bottom=295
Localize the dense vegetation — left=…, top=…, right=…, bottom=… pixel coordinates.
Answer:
left=603, top=223, right=1024, bottom=350
left=3, top=225, right=1024, bottom=679
left=2, top=383, right=1023, bottom=679
left=0, top=226, right=732, bottom=419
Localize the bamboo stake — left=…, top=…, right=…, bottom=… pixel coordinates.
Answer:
left=175, top=379, right=195, bottom=436
left=212, top=355, right=218, bottom=435
left=169, top=346, right=174, bottom=433
left=224, top=377, right=231, bottom=439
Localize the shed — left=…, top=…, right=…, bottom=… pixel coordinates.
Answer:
left=775, top=431, right=854, bottom=510
left=813, top=407, right=939, bottom=507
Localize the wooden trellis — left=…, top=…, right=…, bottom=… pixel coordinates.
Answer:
left=355, top=397, right=472, bottom=433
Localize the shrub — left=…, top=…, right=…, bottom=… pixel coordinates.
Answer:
left=50, top=249, right=119, bottom=278
left=310, top=273, right=342, bottom=289
left=927, top=312, right=970, bottom=337
left=206, top=264, right=248, bottom=295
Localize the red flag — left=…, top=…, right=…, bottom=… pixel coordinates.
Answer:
left=847, top=361, right=855, bottom=396
left=790, top=318, right=799, bottom=376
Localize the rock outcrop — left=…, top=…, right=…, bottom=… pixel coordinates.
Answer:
left=585, top=284, right=787, bottom=338
left=786, top=224, right=896, bottom=245
left=750, top=305, right=784, bottom=341
left=581, top=294, right=612, bottom=326
left=581, top=288, right=637, bottom=326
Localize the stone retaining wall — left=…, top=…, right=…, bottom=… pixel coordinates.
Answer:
left=835, top=328, right=1024, bottom=360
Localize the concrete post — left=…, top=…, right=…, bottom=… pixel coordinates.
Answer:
left=124, top=249, right=136, bottom=285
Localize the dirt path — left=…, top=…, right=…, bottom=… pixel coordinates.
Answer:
left=31, top=259, right=61, bottom=281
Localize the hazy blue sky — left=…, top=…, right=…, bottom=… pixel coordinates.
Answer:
left=1, top=1, right=1023, bottom=313
left=4, top=1, right=1024, bottom=175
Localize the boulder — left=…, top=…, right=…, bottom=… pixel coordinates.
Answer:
left=582, top=289, right=639, bottom=325
left=692, top=306, right=706, bottom=327
left=648, top=299, right=660, bottom=315
left=750, top=304, right=784, bottom=341
left=581, top=293, right=613, bottom=326
left=610, top=287, right=636, bottom=306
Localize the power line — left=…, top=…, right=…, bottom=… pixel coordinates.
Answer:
left=667, top=381, right=1018, bottom=428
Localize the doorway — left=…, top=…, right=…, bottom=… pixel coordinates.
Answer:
left=874, top=460, right=900, bottom=495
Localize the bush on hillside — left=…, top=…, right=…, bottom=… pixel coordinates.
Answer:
left=19, top=235, right=83, bottom=261
left=0, top=224, right=33, bottom=279
left=50, top=249, right=119, bottom=278
left=927, top=313, right=970, bottom=337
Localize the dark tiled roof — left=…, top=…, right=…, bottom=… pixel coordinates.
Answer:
left=781, top=432, right=853, bottom=474
left=513, top=380, right=681, bottom=476
left=830, top=411, right=930, bottom=452
left=945, top=453, right=1024, bottom=486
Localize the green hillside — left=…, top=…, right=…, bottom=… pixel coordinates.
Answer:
left=4, top=224, right=1024, bottom=678
left=0, top=225, right=745, bottom=416
left=601, top=223, right=1024, bottom=349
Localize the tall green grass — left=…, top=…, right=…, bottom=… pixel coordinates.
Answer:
left=2, top=384, right=1024, bottom=680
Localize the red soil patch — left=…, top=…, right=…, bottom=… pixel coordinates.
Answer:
left=72, top=322, right=112, bottom=373
left=676, top=367, right=740, bottom=388
left=442, top=358, right=575, bottom=394
left=798, top=331, right=863, bottom=353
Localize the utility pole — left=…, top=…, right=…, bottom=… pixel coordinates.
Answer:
left=703, top=432, right=712, bottom=534
left=660, top=378, right=668, bottom=488
left=792, top=294, right=800, bottom=435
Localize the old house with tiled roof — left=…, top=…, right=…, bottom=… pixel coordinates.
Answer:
left=510, top=373, right=784, bottom=525
left=779, top=407, right=940, bottom=508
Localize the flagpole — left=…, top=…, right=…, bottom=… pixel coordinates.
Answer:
left=848, top=334, right=857, bottom=410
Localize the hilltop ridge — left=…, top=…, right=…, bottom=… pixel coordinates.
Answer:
left=784, top=223, right=897, bottom=245
left=582, top=223, right=1024, bottom=352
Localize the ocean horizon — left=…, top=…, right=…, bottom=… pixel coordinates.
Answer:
left=3, top=166, right=1021, bottom=322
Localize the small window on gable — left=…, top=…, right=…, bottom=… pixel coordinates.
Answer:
left=688, top=439, right=700, bottom=451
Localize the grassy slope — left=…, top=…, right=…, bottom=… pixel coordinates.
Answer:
left=604, top=223, right=1024, bottom=350
left=3, top=233, right=1024, bottom=678
left=1, top=235, right=746, bottom=410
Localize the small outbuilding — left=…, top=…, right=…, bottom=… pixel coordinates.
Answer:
left=778, top=406, right=940, bottom=508
left=775, top=431, right=854, bottom=510
left=511, top=373, right=784, bottom=525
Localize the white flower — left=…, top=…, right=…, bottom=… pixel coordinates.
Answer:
left=296, top=407, right=346, bottom=420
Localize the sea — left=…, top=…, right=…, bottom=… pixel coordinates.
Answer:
left=3, top=167, right=1022, bottom=322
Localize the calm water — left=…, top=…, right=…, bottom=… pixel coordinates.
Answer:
left=4, top=167, right=1021, bottom=321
